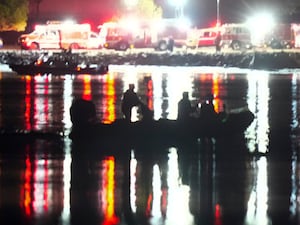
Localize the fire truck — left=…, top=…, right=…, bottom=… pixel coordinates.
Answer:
left=98, top=18, right=190, bottom=51
left=185, top=23, right=252, bottom=50
left=185, top=27, right=219, bottom=48
left=18, top=21, right=102, bottom=50
left=220, top=23, right=252, bottom=50
left=262, top=23, right=300, bottom=49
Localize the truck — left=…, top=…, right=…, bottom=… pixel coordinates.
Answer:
left=98, top=18, right=190, bottom=51
left=18, top=21, right=102, bottom=50
left=185, top=23, right=252, bottom=50
left=219, top=23, right=252, bottom=50
left=262, top=23, right=299, bottom=49
left=185, top=27, right=219, bottom=48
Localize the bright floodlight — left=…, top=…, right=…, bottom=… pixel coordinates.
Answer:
left=63, top=19, right=75, bottom=25
left=124, top=0, right=138, bottom=7
left=246, top=12, right=275, bottom=46
left=169, top=0, right=187, bottom=7
left=177, top=17, right=191, bottom=29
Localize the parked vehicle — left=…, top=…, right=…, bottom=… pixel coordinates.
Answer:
left=263, top=23, right=298, bottom=49
left=98, top=18, right=190, bottom=51
left=293, top=24, right=300, bottom=48
left=186, top=24, right=252, bottom=50
left=186, top=27, right=219, bottom=48
left=18, top=21, right=102, bottom=50
left=220, top=23, right=252, bottom=50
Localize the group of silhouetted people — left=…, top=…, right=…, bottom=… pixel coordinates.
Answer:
left=121, top=83, right=154, bottom=122
left=121, top=83, right=219, bottom=122
left=177, top=91, right=218, bottom=121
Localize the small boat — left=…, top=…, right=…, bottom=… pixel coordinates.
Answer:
left=69, top=99, right=255, bottom=148
left=9, top=52, right=108, bottom=75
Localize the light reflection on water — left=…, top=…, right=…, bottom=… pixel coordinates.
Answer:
left=0, top=65, right=300, bottom=225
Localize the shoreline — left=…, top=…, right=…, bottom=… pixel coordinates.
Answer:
left=1, top=49, right=300, bottom=71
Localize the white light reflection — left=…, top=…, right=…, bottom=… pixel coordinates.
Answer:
left=130, top=150, right=137, bottom=213
left=246, top=71, right=270, bottom=153
left=245, top=157, right=270, bottom=225
left=151, top=67, right=164, bottom=120
left=291, top=73, right=299, bottom=130
left=151, top=67, right=194, bottom=120
left=33, top=159, right=49, bottom=214
left=61, top=147, right=71, bottom=225
left=151, top=164, right=162, bottom=217
left=164, top=148, right=194, bottom=225
left=63, top=75, right=73, bottom=133
left=33, top=76, right=52, bottom=130
left=290, top=73, right=300, bottom=217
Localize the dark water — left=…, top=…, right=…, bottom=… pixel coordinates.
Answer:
left=0, top=64, right=300, bottom=225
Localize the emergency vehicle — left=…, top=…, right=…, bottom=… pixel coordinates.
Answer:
left=263, top=23, right=300, bottom=49
left=185, top=27, right=219, bottom=48
left=220, top=23, right=252, bottom=50
left=185, top=23, right=252, bottom=50
left=98, top=18, right=190, bottom=51
left=292, top=24, right=300, bottom=48
left=18, top=21, right=102, bottom=50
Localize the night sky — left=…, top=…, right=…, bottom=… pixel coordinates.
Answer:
left=29, top=0, right=290, bottom=29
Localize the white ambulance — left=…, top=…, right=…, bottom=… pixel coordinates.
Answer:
left=18, top=21, right=102, bottom=50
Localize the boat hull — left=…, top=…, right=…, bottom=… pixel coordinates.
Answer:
left=69, top=110, right=255, bottom=148
left=9, top=63, right=108, bottom=75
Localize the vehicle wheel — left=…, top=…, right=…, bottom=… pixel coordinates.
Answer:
left=158, top=41, right=168, bottom=51
left=270, top=40, right=281, bottom=49
left=118, top=42, right=128, bottom=51
left=231, top=41, right=241, bottom=50
left=30, top=42, right=39, bottom=50
left=285, top=43, right=292, bottom=49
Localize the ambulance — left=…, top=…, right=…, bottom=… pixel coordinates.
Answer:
left=18, top=21, right=102, bottom=50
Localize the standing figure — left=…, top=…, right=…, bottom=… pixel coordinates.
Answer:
left=167, top=36, right=174, bottom=52
left=200, top=94, right=217, bottom=120
left=215, top=32, right=221, bottom=52
left=121, top=84, right=141, bottom=122
left=177, top=92, right=193, bottom=120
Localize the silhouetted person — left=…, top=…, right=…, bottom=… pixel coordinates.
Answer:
left=70, top=98, right=97, bottom=128
left=215, top=32, right=221, bottom=52
left=121, top=84, right=141, bottom=122
left=218, top=103, right=228, bottom=121
left=167, top=36, right=174, bottom=52
left=200, top=94, right=217, bottom=120
left=140, top=103, right=154, bottom=122
left=177, top=92, right=193, bottom=120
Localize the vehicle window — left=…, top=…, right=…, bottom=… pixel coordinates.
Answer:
left=90, top=33, right=98, bottom=38
left=203, top=32, right=210, bottom=37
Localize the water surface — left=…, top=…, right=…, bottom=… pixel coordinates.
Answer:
left=0, top=65, right=300, bottom=225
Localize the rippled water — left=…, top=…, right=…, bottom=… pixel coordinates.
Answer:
left=0, top=64, right=300, bottom=225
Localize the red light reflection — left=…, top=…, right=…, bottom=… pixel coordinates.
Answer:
left=214, top=203, right=222, bottom=225
left=82, top=75, right=92, bottom=101
left=212, top=74, right=221, bottom=113
left=22, top=148, right=32, bottom=216
left=102, top=76, right=116, bottom=124
left=24, top=76, right=51, bottom=130
left=24, top=76, right=32, bottom=130
left=101, top=156, right=119, bottom=225
left=20, top=151, right=61, bottom=218
left=146, top=78, right=153, bottom=110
